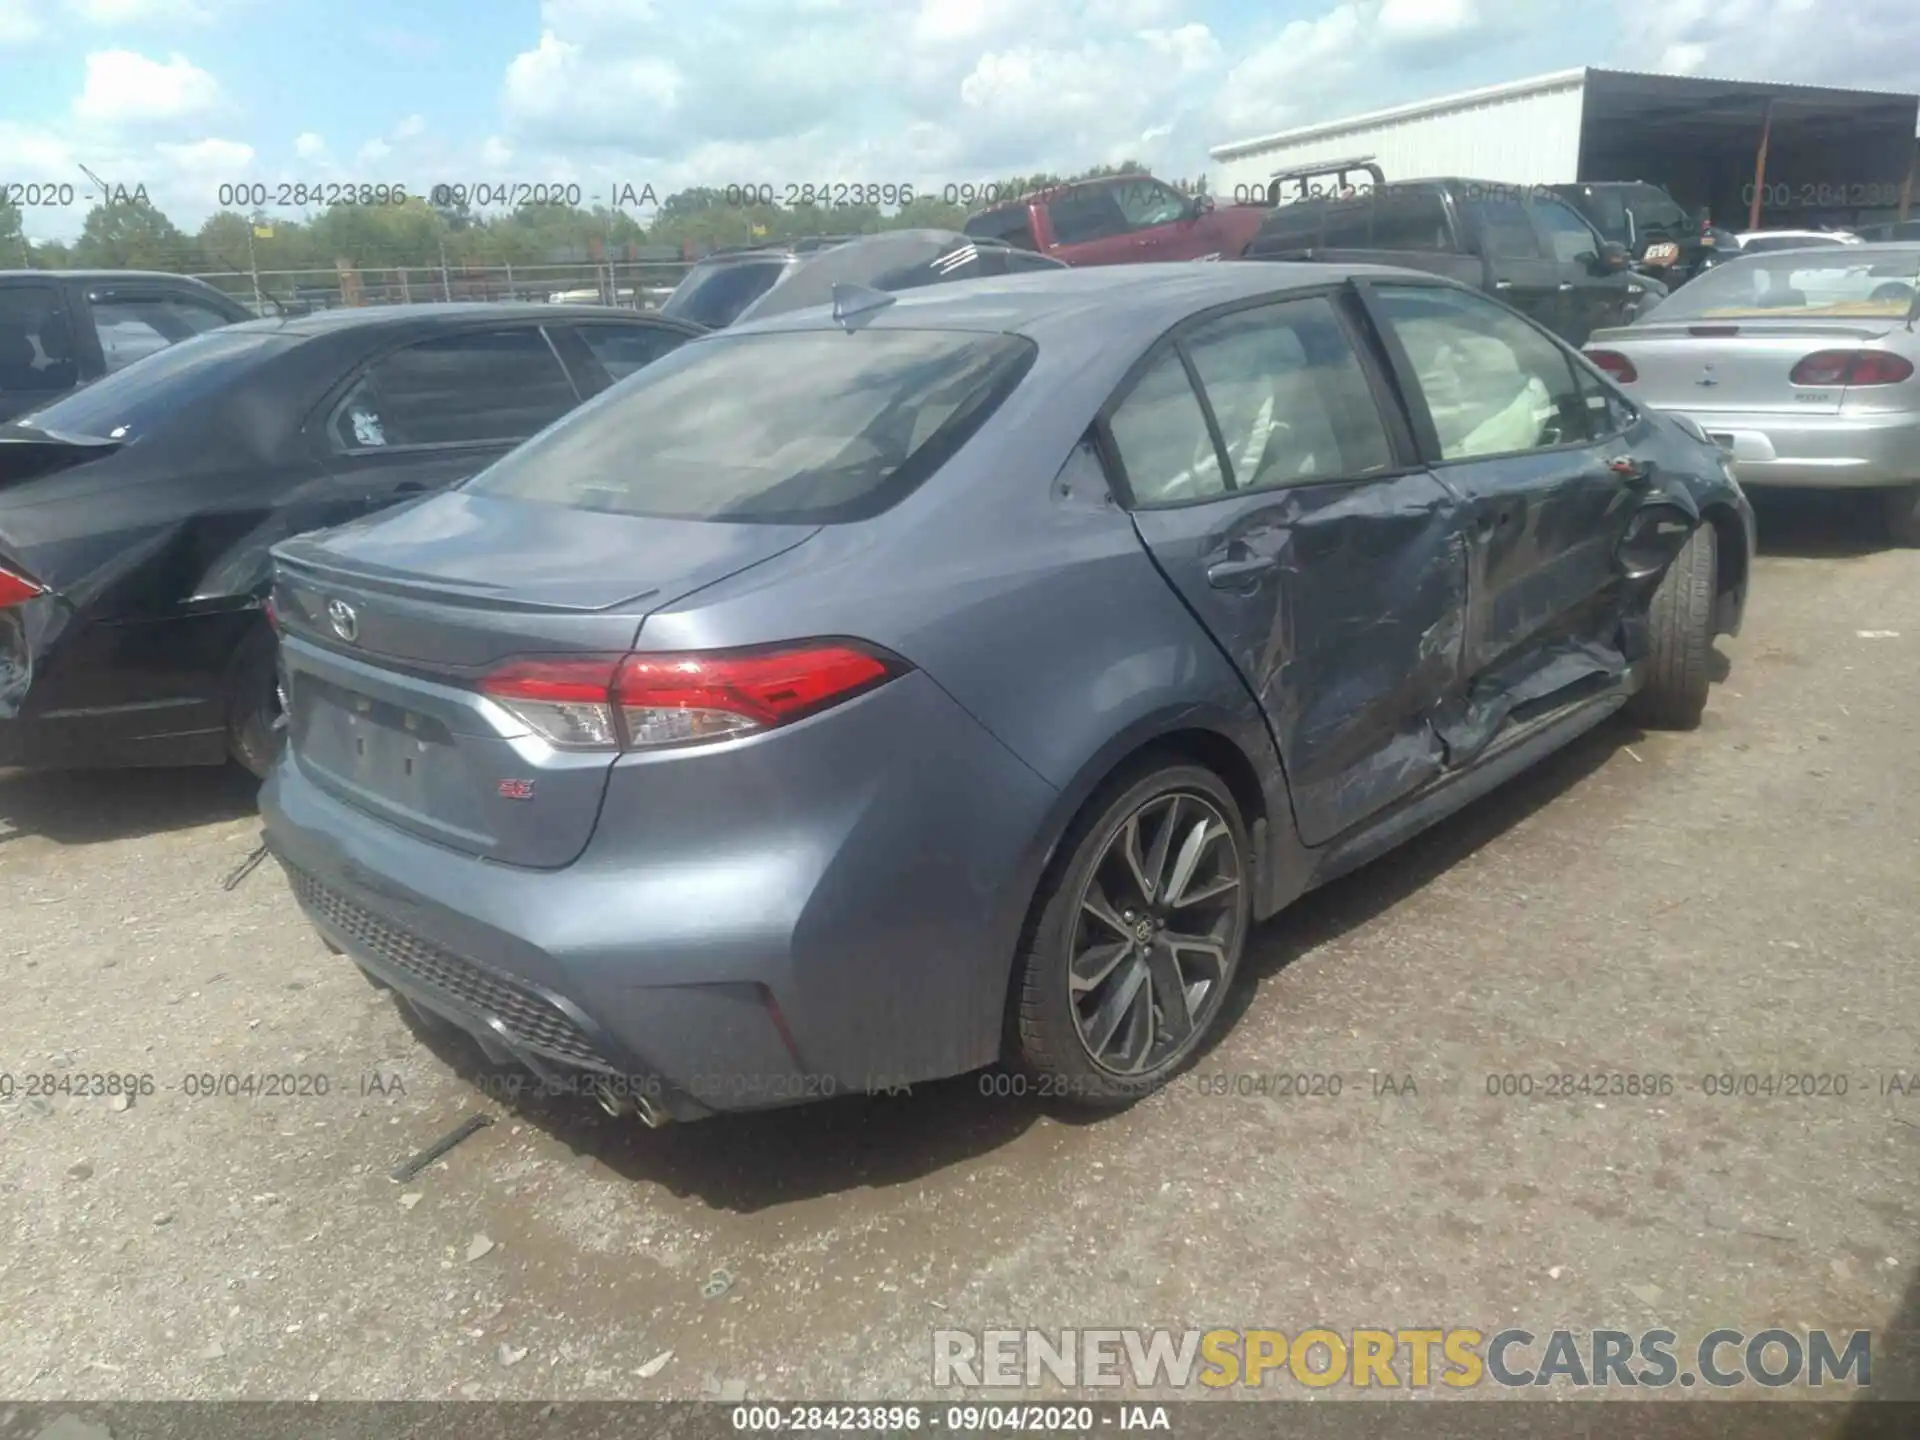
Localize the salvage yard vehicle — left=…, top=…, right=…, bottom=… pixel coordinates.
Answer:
left=1241, top=178, right=1646, bottom=345
left=962, top=173, right=1269, bottom=264
left=1548, top=181, right=1719, bottom=284
left=1584, top=242, right=1920, bottom=543
left=0, top=270, right=253, bottom=424
left=0, top=303, right=700, bottom=776
left=665, top=231, right=1066, bottom=330
left=260, top=262, right=1753, bottom=1126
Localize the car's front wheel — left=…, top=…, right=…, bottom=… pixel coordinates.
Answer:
left=1626, top=522, right=1716, bottom=731
left=1884, top=484, right=1920, bottom=547
left=1009, top=761, right=1251, bottom=1105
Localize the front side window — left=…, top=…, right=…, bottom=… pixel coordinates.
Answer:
left=962, top=207, right=1040, bottom=250
left=331, top=328, right=577, bottom=451
left=1526, top=197, right=1603, bottom=265
left=1113, top=180, right=1191, bottom=231
left=1181, top=296, right=1395, bottom=491
left=1464, top=196, right=1542, bottom=259
left=1373, top=285, right=1593, bottom=460
left=465, top=329, right=1036, bottom=524
left=1370, top=191, right=1451, bottom=251
left=572, top=324, right=690, bottom=382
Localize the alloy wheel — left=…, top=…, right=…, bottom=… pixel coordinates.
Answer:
left=1068, top=791, right=1244, bottom=1076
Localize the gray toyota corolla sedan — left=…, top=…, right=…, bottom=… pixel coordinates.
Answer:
left=260, top=263, right=1754, bottom=1125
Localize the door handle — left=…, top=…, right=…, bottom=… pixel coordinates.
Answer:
left=1492, top=280, right=1513, bottom=291
left=1206, top=553, right=1279, bottom=588
left=1558, top=282, right=1575, bottom=292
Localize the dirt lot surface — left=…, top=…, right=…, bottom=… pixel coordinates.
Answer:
left=3, top=495, right=1918, bottom=1406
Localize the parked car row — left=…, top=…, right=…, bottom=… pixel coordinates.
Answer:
left=4, top=240, right=1757, bottom=1126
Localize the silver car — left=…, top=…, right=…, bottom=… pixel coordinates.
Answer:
left=1584, top=242, right=1920, bottom=543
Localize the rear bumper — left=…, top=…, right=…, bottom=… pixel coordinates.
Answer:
left=1656, top=407, right=1920, bottom=489
left=260, top=668, right=1061, bottom=1119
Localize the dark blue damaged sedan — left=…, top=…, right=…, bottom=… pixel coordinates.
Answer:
left=260, top=262, right=1754, bottom=1124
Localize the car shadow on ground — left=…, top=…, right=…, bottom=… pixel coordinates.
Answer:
left=0, top=764, right=258, bottom=847
left=397, top=711, right=1651, bottom=1213
left=1751, top=488, right=1898, bottom=559
left=1219, top=709, right=1634, bottom=1034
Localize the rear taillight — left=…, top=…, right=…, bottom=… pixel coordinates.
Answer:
left=0, top=565, right=44, bottom=609
left=479, top=642, right=903, bottom=752
left=1790, top=350, right=1915, bottom=387
left=1585, top=349, right=1638, bottom=383
left=262, top=594, right=279, bottom=632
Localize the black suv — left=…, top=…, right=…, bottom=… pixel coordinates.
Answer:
left=1241, top=179, right=1645, bottom=344
left=1547, top=181, right=1718, bottom=283
left=0, top=270, right=254, bottom=423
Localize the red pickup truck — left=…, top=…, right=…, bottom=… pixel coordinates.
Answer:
left=960, top=173, right=1270, bottom=265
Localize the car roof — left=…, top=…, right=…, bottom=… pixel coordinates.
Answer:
left=720, top=261, right=1434, bottom=344
left=0, top=269, right=232, bottom=285
left=219, top=302, right=671, bottom=336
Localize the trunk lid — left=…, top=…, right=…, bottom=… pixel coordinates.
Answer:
left=1594, top=320, right=1902, bottom=416
left=0, top=427, right=124, bottom=492
left=273, top=492, right=819, bottom=868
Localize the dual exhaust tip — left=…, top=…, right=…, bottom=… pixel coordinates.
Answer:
left=590, top=1077, right=669, bottom=1128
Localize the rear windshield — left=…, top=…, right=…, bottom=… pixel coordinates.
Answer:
left=8, top=329, right=290, bottom=442
left=659, top=259, right=790, bottom=328
left=464, top=328, right=1038, bottom=524
left=1643, top=249, right=1920, bottom=321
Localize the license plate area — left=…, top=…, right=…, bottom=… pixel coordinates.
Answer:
left=295, top=673, right=472, bottom=811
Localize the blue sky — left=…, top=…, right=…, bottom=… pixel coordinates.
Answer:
left=4, top=0, right=1917, bottom=239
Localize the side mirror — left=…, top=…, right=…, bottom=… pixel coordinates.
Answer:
left=1190, top=193, right=1215, bottom=218
left=1595, top=241, right=1631, bottom=274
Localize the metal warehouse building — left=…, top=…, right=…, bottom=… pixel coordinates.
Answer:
left=1210, top=67, right=1920, bottom=232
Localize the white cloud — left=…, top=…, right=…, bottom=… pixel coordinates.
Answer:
left=480, top=135, right=513, bottom=166
left=1377, top=0, right=1480, bottom=44
left=65, top=0, right=211, bottom=24
left=73, top=49, right=223, bottom=123
left=1618, top=0, right=1920, bottom=92
left=356, top=138, right=392, bottom=164
left=394, top=113, right=427, bottom=141
left=0, top=0, right=44, bottom=44
left=502, top=29, right=684, bottom=144
left=293, top=131, right=325, bottom=159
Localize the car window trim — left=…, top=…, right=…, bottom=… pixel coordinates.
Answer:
left=316, top=321, right=583, bottom=458
left=554, top=316, right=699, bottom=394
left=1094, top=283, right=1430, bottom=512
left=1350, top=276, right=1615, bottom=468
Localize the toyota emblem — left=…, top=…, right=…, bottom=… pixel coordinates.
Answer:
left=325, top=598, right=360, bottom=643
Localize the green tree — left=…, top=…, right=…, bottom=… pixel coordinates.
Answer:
left=1, top=197, right=29, bottom=266
left=72, top=199, right=192, bottom=269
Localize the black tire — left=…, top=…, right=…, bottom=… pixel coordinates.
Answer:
left=225, top=623, right=285, bottom=780
left=1008, top=760, right=1251, bottom=1105
left=1884, top=484, right=1920, bottom=547
left=1626, top=521, right=1716, bottom=731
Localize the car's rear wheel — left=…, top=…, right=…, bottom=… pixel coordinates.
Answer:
left=1626, top=521, right=1716, bottom=731
left=1883, top=484, right=1920, bottom=547
left=1010, top=762, right=1251, bottom=1104
left=226, top=625, right=286, bottom=780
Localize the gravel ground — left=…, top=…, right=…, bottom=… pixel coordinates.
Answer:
left=2, top=494, right=1917, bottom=1406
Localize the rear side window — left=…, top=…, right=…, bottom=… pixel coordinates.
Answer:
left=331, top=329, right=578, bottom=451
left=1319, top=201, right=1374, bottom=248
left=1370, top=190, right=1451, bottom=250
left=1250, top=205, right=1324, bottom=253
left=464, top=329, right=1037, bottom=524
left=12, top=329, right=289, bottom=441
left=660, top=259, right=791, bottom=328
left=0, top=286, right=80, bottom=397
